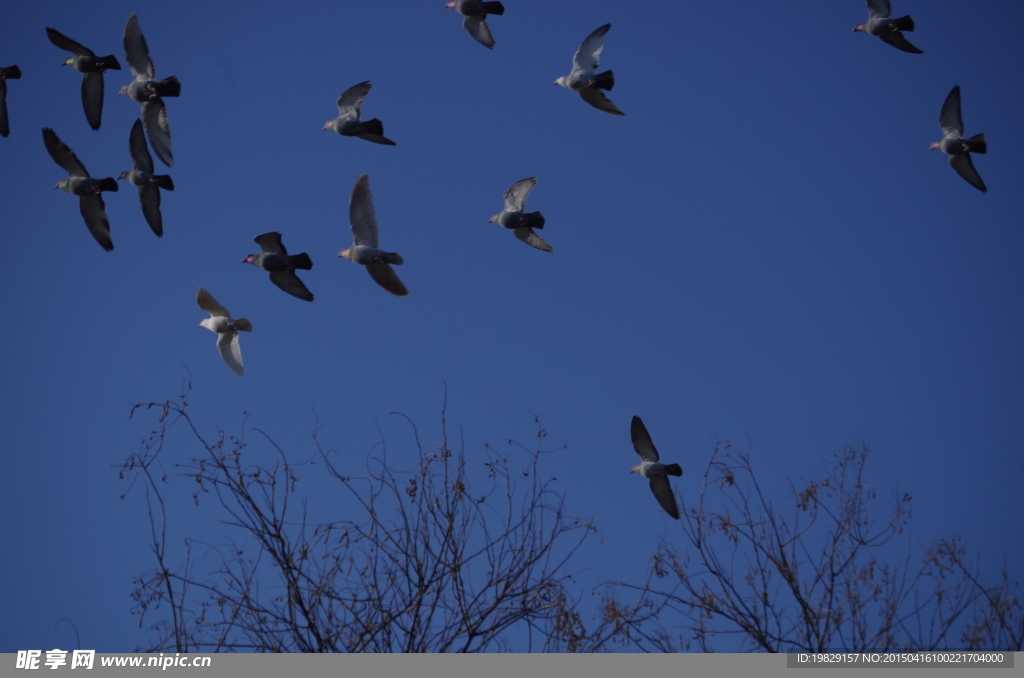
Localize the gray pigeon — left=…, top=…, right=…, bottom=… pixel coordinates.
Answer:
left=489, top=177, right=552, bottom=252
left=243, top=232, right=315, bottom=302
left=42, top=127, right=118, bottom=251
left=852, top=0, right=922, bottom=54
left=118, top=119, right=174, bottom=236
left=554, top=24, right=624, bottom=116
left=340, top=174, right=408, bottom=296
left=930, top=85, right=987, bottom=193
left=46, top=27, right=122, bottom=130
left=197, top=288, right=252, bottom=377
left=444, top=0, right=505, bottom=49
left=0, top=65, right=21, bottom=138
left=629, top=416, right=682, bottom=520
left=120, top=13, right=179, bottom=167
left=322, top=81, right=395, bottom=146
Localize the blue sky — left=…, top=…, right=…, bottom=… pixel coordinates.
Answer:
left=1, top=0, right=1022, bottom=652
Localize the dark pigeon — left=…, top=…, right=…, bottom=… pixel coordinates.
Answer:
left=120, top=13, right=178, bottom=167
left=489, top=177, right=552, bottom=252
left=0, top=65, right=21, bottom=138
left=243, top=232, right=315, bottom=302
left=42, top=127, right=118, bottom=251
left=554, top=24, right=624, bottom=116
left=444, top=0, right=505, bottom=49
left=629, top=416, right=683, bottom=520
left=322, top=81, right=395, bottom=145
left=930, top=85, right=987, bottom=193
left=118, top=119, right=174, bottom=236
left=46, top=27, right=121, bottom=130
left=852, top=0, right=923, bottom=54
left=339, top=174, right=408, bottom=296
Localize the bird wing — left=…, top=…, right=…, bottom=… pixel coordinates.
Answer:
left=879, top=31, right=922, bottom=54
left=503, top=177, right=537, bottom=212
left=463, top=15, right=495, bottom=49
left=269, top=270, right=314, bottom=301
left=79, top=194, right=113, bottom=251
left=648, top=476, right=680, bottom=520
left=139, top=185, right=163, bottom=236
left=122, top=13, right=155, bottom=79
left=949, top=153, right=987, bottom=193
left=0, top=80, right=9, bottom=138
left=939, top=85, right=964, bottom=139
left=336, top=81, right=371, bottom=120
left=367, top=263, right=409, bottom=296
left=46, top=27, right=95, bottom=56
left=865, top=0, right=892, bottom=20
left=216, top=331, right=245, bottom=377
left=580, top=87, right=625, bottom=116
left=571, top=24, right=610, bottom=77
left=196, top=288, right=232, bottom=317
left=349, top=173, right=380, bottom=248
left=631, top=416, right=661, bottom=462
left=513, top=227, right=554, bottom=252
left=42, top=128, right=89, bottom=177
left=141, top=99, right=173, bottom=166
left=128, top=118, right=155, bottom=173
left=255, top=231, right=287, bottom=255
left=357, top=132, right=397, bottom=146
left=81, top=71, right=104, bottom=131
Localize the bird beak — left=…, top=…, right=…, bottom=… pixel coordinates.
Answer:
left=53, top=182, right=60, bottom=189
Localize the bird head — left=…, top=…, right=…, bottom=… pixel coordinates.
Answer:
left=118, top=85, right=128, bottom=97
left=553, top=77, right=565, bottom=87
left=54, top=179, right=67, bottom=190
left=338, top=247, right=352, bottom=260
left=322, top=121, right=334, bottom=131
left=852, top=23, right=866, bottom=33
left=488, top=214, right=499, bottom=224
left=242, top=254, right=257, bottom=265
left=629, top=464, right=641, bottom=475
left=928, top=141, right=941, bottom=151
left=117, top=171, right=130, bottom=180
left=444, top=1, right=456, bottom=8
left=60, top=57, right=74, bottom=67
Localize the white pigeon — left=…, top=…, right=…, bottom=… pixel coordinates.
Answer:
left=629, top=416, right=682, bottom=520
left=554, top=24, right=624, bottom=116
left=196, top=288, right=252, bottom=377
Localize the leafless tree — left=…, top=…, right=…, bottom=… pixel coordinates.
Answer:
left=602, top=441, right=1024, bottom=652
left=121, top=384, right=653, bottom=652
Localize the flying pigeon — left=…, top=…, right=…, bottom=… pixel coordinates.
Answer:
left=489, top=177, right=553, bottom=252
left=444, top=0, right=505, bottom=49
left=118, top=119, right=174, bottom=236
left=197, top=288, right=252, bottom=377
left=46, top=27, right=122, bottom=130
left=323, top=81, right=396, bottom=146
left=930, top=85, right=987, bottom=193
left=243, top=232, right=315, bottom=301
left=340, top=174, right=408, bottom=296
left=852, top=0, right=922, bottom=54
left=554, top=24, right=624, bottom=116
left=0, top=65, right=21, bottom=138
left=42, top=127, right=118, bottom=251
left=120, top=13, right=179, bottom=167
left=629, top=416, right=682, bottom=520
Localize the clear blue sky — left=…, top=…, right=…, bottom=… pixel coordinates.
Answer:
left=1, top=0, right=1021, bottom=652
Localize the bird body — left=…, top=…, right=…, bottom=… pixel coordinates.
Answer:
left=323, top=81, right=395, bottom=145
left=554, top=24, right=624, bottom=116
left=340, top=174, right=408, bottom=296
left=444, top=0, right=505, bottom=49
left=118, top=118, right=174, bottom=236
left=930, top=85, right=987, bottom=193
left=244, top=232, right=315, bottom=301
left=43, top=127, right=118, bottom=251
left=489, top=177, right=552, bottom=252
left=629, top=416, right=682, bottom=520
left=196, top=288, right=251, bottom=377
left=47, top=27, right=121, bottom=130
left=852, top=0, right=922, bottom=53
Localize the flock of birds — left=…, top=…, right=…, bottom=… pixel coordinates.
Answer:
left=0, top=0, right=995, bottom=519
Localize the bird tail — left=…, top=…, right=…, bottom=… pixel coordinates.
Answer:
left=593, top=70, right=615, bottom=91
left=98, top=177, right=119, bottom=192
left=289, top=253, right=314, bottom=270
left=361, top=118, right=385, bottom=136
left=966, top=133, right=987, bottom=154
left=892, top=15, right=915, bottom=32
left=2, top=65, right=21, bottom=79
left=154, top=76, right=181, bottom=97
left=387, top=252, right=404, bottom=265
left=482, top=1, right=505, bottom=15
left=664, top=464, right=683, bottom=477
left=525, top=211, right=545, bottom=229
left=234, top=318, right=253, bottom=332
left=99, top=55, right=122, bottom=70
left=156, top=175, right=175, bottom=190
